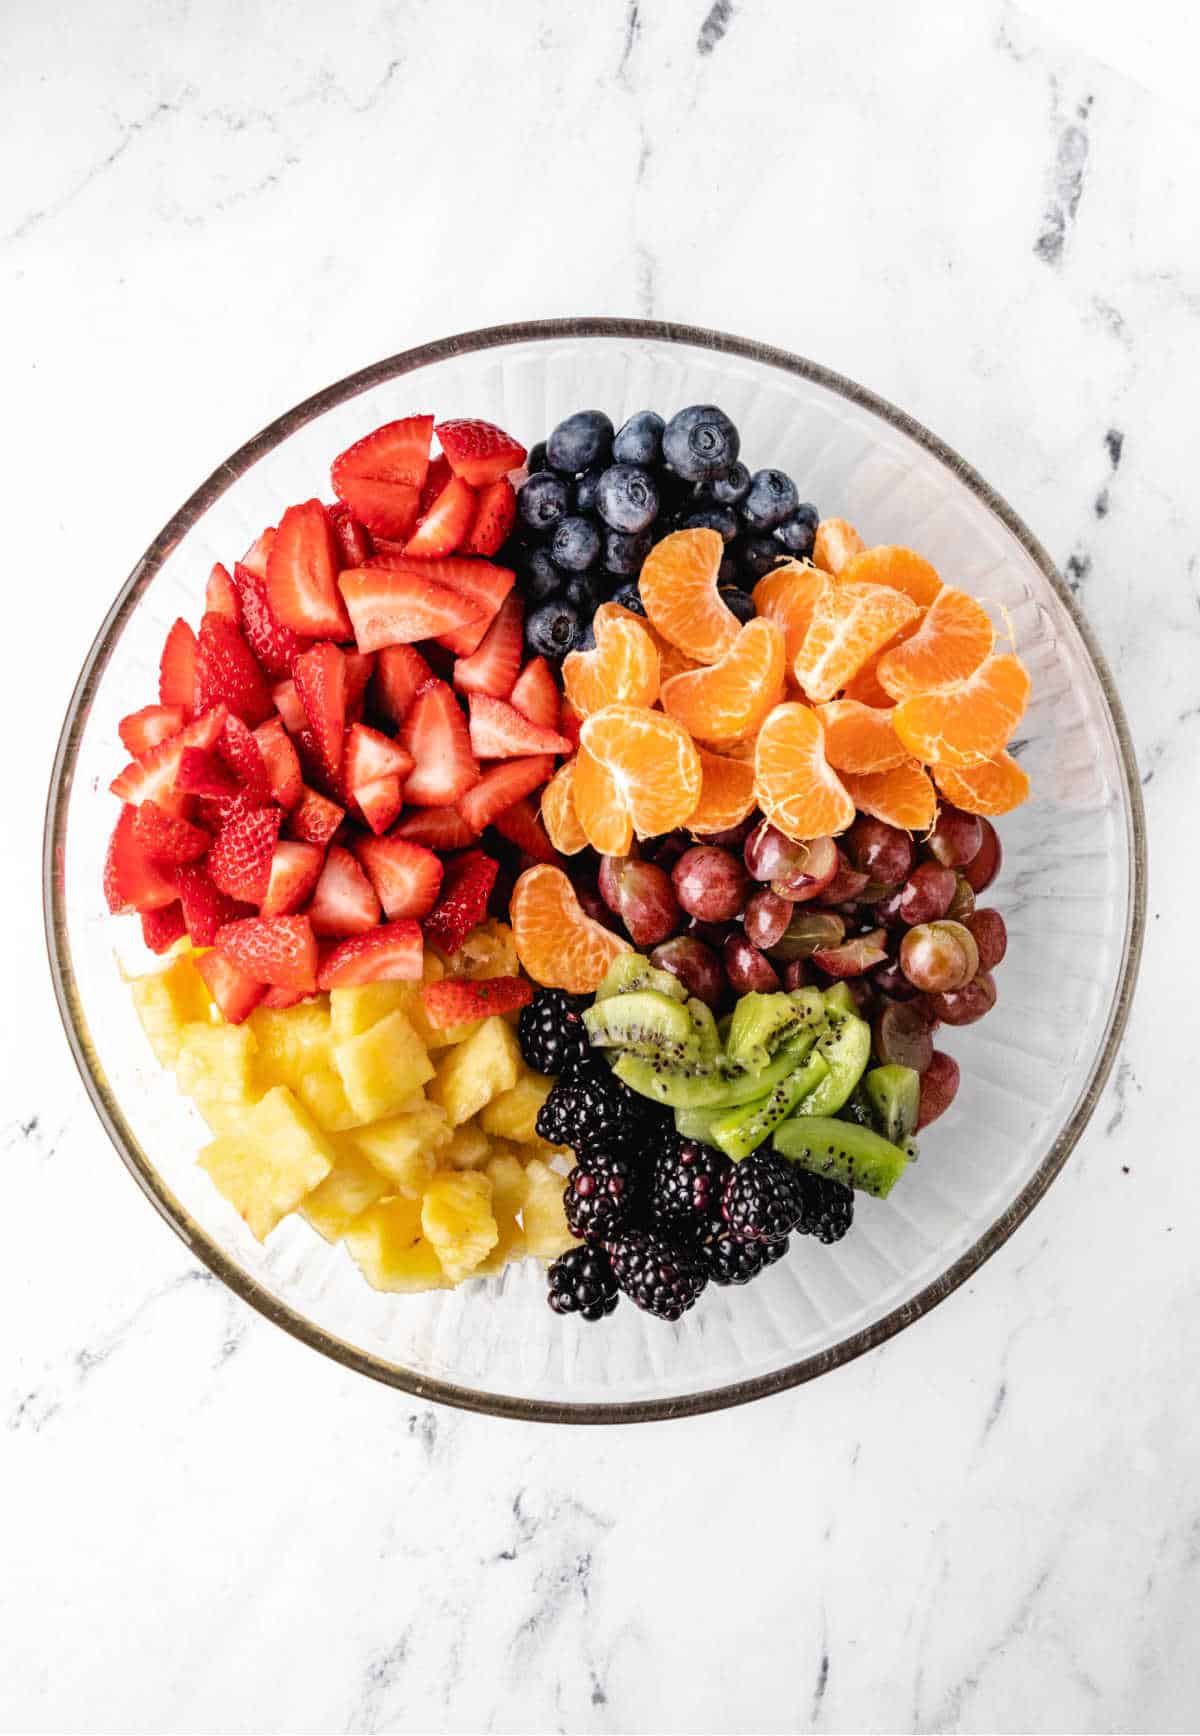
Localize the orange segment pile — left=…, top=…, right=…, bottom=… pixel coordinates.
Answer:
left=812, top=518, right=866, bottom=575
left=876, top=586, right=994, bottom=700
left=510, top=864, right=630, bottom=994
left=893, top=653, right=1030, bottom=769
left=838, top=545, right=944, bottom=608
left=815, top=700, right=908, bottom=773
left=932, top=752, right=1030, bottom=816
left=687, top=748, right=759, bottom=836
left=539, top=758, right=589, bottom=854
left=841, top=760, right=937, bottom=832
left=660, top=618, right=786, bottom=746
left=577, top=705, right=702, bottom=842
left=751, top=562, right=829, bottom=664
left=639, top=528, right=742, bottom=664
left=562, top=602, right=660, bottom=716
left=754, top=703, right=856, bottom=841
left=792, top=582, right=920, bottom=703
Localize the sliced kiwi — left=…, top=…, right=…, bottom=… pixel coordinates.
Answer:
left=726, top=989, right=826, bottom=1073
left=674, top=1103, right=730, bottom=1144
left=583, top=990, right=699, bottom=1066
left=594, top=954, right=688, bottom=1003
left=709, top=1049, right=830, bottom=1161
left=863, top=1064, right=921, bottom=1144
left=775, top=1114, right=910, bottom=1198
left=822, top=982, right=859, bottom=1020
left=614, top=1036, right=812, bottom=1111
left=791, top=1010, right=871, bottom=1117
left=684, top=996, right=722, bottom=1067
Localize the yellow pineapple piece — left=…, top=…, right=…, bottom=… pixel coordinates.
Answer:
left=446, top=919, right=520, bottom=981
left=130, top=953, right=213, bottom=1065
left=522, top=1157, right=578, bottom=1258
left=175, top=1022, right=259, bottom=1114
left=328, top=981, right=412, bottom=1043
left=441, top=1121, right=491, bottom=1169
left=479, top=1069, right=553, bottom=1143
left=420, top=1170, right=498, bottom=1282
left=294, top=1064, right=364, bottom=1133
left=350, top=1102, right=451, bottom=1195
left=198, top=1085, right=334, bottom=1241
left=333, top=1007, right=434, bottom=1122
left=344, top=1196, right=448, bottom=1292
left=426, top=1015, right=521, bottom=1126
left=526, top=1136, right=576, bottom=1171
left=476, top=1149, right=529, bottom=1273
left=300, top=1142, right=391, bottom=1241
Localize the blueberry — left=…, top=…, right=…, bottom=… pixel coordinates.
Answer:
left=524, top=546, right=564, bottom=603
left=662, top=405, right=740, bottom=483
left=574, top=618, right=597, bottom=653
left=719, top=586, right=757, bottom=625
left=773, top=502, right=819, bottom=557
left=550, top=515, right=602, bottom=572
left=604, top=527, right=653, bottom=575
left=518, top=471, right=572, bottom=534
left=707, top=462, right=751, bottom=507
left=612, top=409, right=665, bottom=467
left=565, top=572, right=604, bottom=616
left=596, top=464, right=660, bottom=533
left=718, top=553, right=739, bottom=587
left=740, top=535, right=786, bottom=580
left=741, top=468, right=799, bottom=532
left=526, top=440, right=548, bottom=476
left=682, top=506, right=739, bottom=544
left=574, top=467, right=605, bottom=514
left=546, top=410, right=614, bottom=475
left=609, top=583, right=646, bottom=616
left=526, top=601, right=582, bottom=660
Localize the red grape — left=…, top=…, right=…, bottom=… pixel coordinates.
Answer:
left=917, top=1051, right=960, bottom=1127
left=965, top=909, right=1007, bottom=970
left=576, top=881, right=622, bottom=933
left=672, top=845, right=750, bottom=922
left=900, top=920, right=979, bottom=993
left=743, top=820, right=810, bottom=883
left=898, top=861, right=957, bottom=925
left=695, top=814, right=758, bottom=849
left=873, top=1000, right=935, bottom=1072
left=872, top=957, right=920, bottom=1000
left=644, top=830, right=691, bottom=871
left=811, top=928, right=889, bottom=978
left=782, top=958, right=814, bottom=990
left=844, top=816, right=915, bottom=887
left=768, top=910, right=845, bottom=961
left=928, top=969, right=996, bottom=1026
left=598, top=855, right=681, bottom=946
left=927, top=804, right=984, bottom=868
left=651, top=935, right=725, bottom=1009
left=961, top=818, right=1002, bottom=893
left=819, top=850, right=871, bottom=905
left=723, top=933, right=781, bottom=994
left=771, top=835, right=839, bottom=902
left=840, top=978, right=877, bottom=1016
left=743, top=888, right=793, bottom=949
left=686, top=916, right=733, bottom=949
left=946, top=875, right=976, bottom=921
left=873, top=887, right=907, bottom=928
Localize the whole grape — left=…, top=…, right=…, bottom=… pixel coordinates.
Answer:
left=671, top=845, right=750, bottom=922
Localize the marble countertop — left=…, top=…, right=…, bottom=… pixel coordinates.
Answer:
left=4, top=1, right=1197, bottom=1730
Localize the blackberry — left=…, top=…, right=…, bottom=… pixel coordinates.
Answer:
left=535, top=1056, right=642, bottom=1157
left=609, top=1230, right=708, bottom=1321
left=564, top=1156, right=643, bottom=1242
left=699, top=1219, right=790, bottom=1285
left=794, top=1171, right=855, bottom=1244
left=518, top=988, right=591, bottom=1075
left=547, top=1245, right=619, bottom=1321
left=650, top=1139, right=731, bottom=1235
left=721, top=1149, right=806, bottom=1243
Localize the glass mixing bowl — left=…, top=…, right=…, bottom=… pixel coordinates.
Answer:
left=44, top=319, right=1145, bottom=1422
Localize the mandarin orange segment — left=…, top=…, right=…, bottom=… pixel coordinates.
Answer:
left=754, top=702, right=856, bottom=841
left=639, top=528, right=742, bottom=664
left=660, top=618, right=786, bottom=746
left=838, top=545, right=943, bottom=608
left=687, top=748, right=758, bottom=835
left=561, top=602, right=660, bottom=716
left=815, top=699, right=908, bottom=774
left=841, top=760, right=937, bottom=832
left=893, top=653, right=1030, bottom=769
left=932, top=751, right=1030, bottom=816
left=657, top=639, right=704, bottom=683
left=539, top=758, right=589, bottom=854
left=509, top=864, right=631, bottom=993
left=839, top=655, right=896, bottom=709
left=792, top=582, right=920, bottom=703
left=812, top=518, right=866, bottom=575
left=751, top=562, right=831, bottom=664
left=875, top=587, right=994, bottom=701
left=573, top=744, right=633, bottom=855
left=578, top=704, right=702, bottom=841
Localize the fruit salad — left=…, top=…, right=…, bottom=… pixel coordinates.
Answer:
left=102, top=401, right=1029, bottom=1325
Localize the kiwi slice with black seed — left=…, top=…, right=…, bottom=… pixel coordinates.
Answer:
left=594, top=954, right=688, bottom=1003
left=709, top=1048, right=830, bottom=1161
left=583, top=990, right=699, bottom=1066
left=774, top=1114, right=910, bottom=1198
left=726, top=988, right=825, bottom=1074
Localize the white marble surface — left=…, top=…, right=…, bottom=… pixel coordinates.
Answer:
left=3, top=1, right=1197, bottom=1731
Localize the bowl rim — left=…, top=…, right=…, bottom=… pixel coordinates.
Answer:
left=43, top=316, right=1147, bottom=1424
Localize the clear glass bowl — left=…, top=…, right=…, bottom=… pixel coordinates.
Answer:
left=44, top=320, right=1145, bottom=1422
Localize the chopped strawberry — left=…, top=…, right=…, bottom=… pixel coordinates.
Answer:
left=332, top=416, right=434, bottom=493
left=398, top=681, right=479, bottom=806
left=110, top=706, right=227, bottom=812
left=332, top=477, right=421, bottom=542
left=343, top=651, right=375, bottom=722
left=286, top=785, right=344, bottom=846
left=254, top=718, right=304, bottom=809
left=206, top=562, right=240, bottom=621
left=453, top=591, right=524, bottom=699
left=140, top=902, right=187, bottom=954
left=436, top=418, right=527, bottom=487
left=259, top=984, right=312, bottom=1010
left=417, top=453, right=452, bottom=517
left=338, top=568, right=486, bottom=653
left=231, top=561, right=310, bottom=680
left=239, top=526, right=276, bottom=579
left=215, top=914, right=318, bottom=992
left=509, top=657, right=562, bottom=730
left=368, top=554, right=515, bottom=657
left=271, top=678, right=306, bottom=735
left=308, top=844, right=381, bottom=937
left=195, top=611, right=274, bottom=728
left=118, top=704, right=185, bottom=758
left=216, top=714, right=273, bottom=799
left=373, top=645, right=433, bottom=726
left=355, top=835, right=444, bottom=920
left=490, top=796, right=562, bottom=866
left=422, top=975, right=532, bottom=1030
left=460, top=478, right=517, bottom=557
left=131, top=801, right=211, bottom=864
left=207, top=803, right=283, bottom=904
left=354, top=775, right=405, bottom=835
left=457, top=756, right=556, bottom=834
left=422, top=849, right=499, bottom=954
left=293, top=643, right=347, bottom=781
left=266, top=500, right=351, bottom=640
left=343, top=722, right=414, bottom=789
left=391, top=806, right=479, bottom=849
left=260, top=841, right=325, bottom=917
left=317, top=921, right=424, bottom=988
left=103, top=806, right=178, bottom=914
left=403, top=475, right=476, bottom=558
left=158, top=619, right=198, bottom=717
left=175, top=747, right=241, bottom=802
left=559, top=697, right=582, bottom=750
left=327, top=501, right=372, bottom=570
left=467, top=694, right=570, bottom=758
left=195, top=948, right=266, bottom=1024
left=174, top=862, right=252, bottom=945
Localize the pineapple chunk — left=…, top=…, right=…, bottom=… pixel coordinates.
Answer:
left=421, top=1171, right=498, bottom=1282
left=522, top=1157, right=578, bottom=1258
left=198, top=1085, right=334, bottom=1241
left=350, top=1103, right=451, bottom=1195
left=344, top=1196, right=448, bottom=1292
left=446, top=919, right=520, bottom=981
left=333, top=1008, right=434, bottom=1122
left=246, top=1001, right=363, bottom=1131
left=300, top=1142, right=391, bottom=1241
left=427, top=1016, right=521, bottom=1126
left=479, top=1070, right=553, bottom=1143
left=294, top=1065, right=364, bottom=1133
left=130, top=954, right=213, bottom=1065
left=441, top=1121, right=491, bottom=1169
left=476, top=1149, right=529, bottom=1274
left=329, top=981, right=412, bottom=1043
left=175, top=1022, right=259, bottom=1113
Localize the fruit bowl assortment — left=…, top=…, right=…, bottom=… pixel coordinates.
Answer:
left=99, top=395, right=1033, bottom=1331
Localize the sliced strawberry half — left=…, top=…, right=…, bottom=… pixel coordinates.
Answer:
left=231, top=561, right=310, bottom=680
left=207, top=803, right=283, bottom=904
left=344, top=651, right=375, bottom=722
left=267, top=500, right=351, bottom=640
left=343, top=722, right=413, bottom=789
left=131, top=801, right=211, bottom=864
left=327, top=501, right=372, bottom=570
left=422, top=975, right=532, bottom=1030
left=103, top=806, right=178, bottom=914
left=332, top=416, right=434, bottom=492
left=308, top=844, right=381, bottom=937
left=141, top=902, right=187, bottom=955
left=206, top=562, right=240, bottom=621
left=453, top=591, right=524, bottom=699
left=338, top=568, right=486, bottom=653
left=175, top=747, right=242, bottom=802
left=195, top=948, right=266, bottom=1024
left=460, top=478, right=517, bottom=557
left=457, top=756, right=555, bottom=835
left=286, top=786, right=344, bottom=846
left=373, top=645, right=433, bottom=726
left=403, top=475, right=476, bottom=559
left=490, top=796, right=562, bottom=866
left=271, top=678, right=306, bottom=736
left=119, top=704, right=185, bottom=759
left=195, top=612, right=274, bottom=728
left=215, top=914, right=318, bottom=991
left=509, top=657, right=562, bottom=730
left=239, top=526, right=276, bottom=579
left=173, top=863, right=252, bottom=946
left=398, top=681, right=479, bottom=806
left=436, top=419, right=527, bottom=487
left=332, top=477, right=421, bottom=543
left=368, top=554, right=515, bottom=657
left=354, top=776, right=404, bottom=836
left=417, top=453, right=452, bottom=518
left=158, top=619, right=197, bottom=716
left=467, top=694, right=570, bottom=758
left=110, top=706, right=227, bottom=812
left=317, top=921, right=424, bottom=988
left=260, top=841, right=325, bottom=917
left=422, top=850, right=499, bottom=955
left=254, top=718, right=304, bottom=810
left=216, top=714, right=273, bottom=799
left=259, top=985, right=312, bottom=1010
left=355, top=835, right=444, bottom=920
left=293, top=643, right=347, bottom=781
left=391, top=806, right=479, bottom=850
